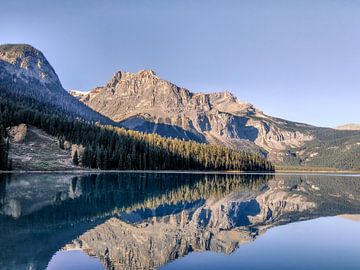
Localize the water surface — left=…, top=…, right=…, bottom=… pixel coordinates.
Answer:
left=0, top=172, right=359, bottom=270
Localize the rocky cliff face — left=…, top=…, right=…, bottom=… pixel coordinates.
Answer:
left=75, top=70, right=314, bottom=158
left=0, top=44, right=61, bottom=87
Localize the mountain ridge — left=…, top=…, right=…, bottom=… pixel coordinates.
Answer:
left=336, top=123, right=360, bottom=131
left=73, top=69, right=319, bottom=161
left=71, top=68, right=360, bottom=169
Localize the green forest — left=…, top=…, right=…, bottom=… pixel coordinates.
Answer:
left=0, top=88, right=274, bottom=171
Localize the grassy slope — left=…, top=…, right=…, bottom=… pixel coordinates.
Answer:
left=9, top=125, right=80, bottom=171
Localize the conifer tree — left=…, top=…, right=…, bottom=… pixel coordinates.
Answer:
left=82, top=146, right=90, bottom=167
left=73, top=150, right=79, bottom=166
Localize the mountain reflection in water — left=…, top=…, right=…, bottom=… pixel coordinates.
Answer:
left=0, top=172, right=360, bottom=270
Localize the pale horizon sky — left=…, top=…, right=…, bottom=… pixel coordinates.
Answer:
left=1, top=0, right=359, bottom=128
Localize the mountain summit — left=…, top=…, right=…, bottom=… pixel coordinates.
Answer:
left=0, top=44, right=60, bottom=86
left=0, top=44, right=112, bottom=124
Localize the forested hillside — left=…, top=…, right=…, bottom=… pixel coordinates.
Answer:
left=0, top=87, right=273, bottom=171
left=276, top=121, right=360, bottom=170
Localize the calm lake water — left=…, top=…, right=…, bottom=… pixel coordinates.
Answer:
left=0, top=172, right=360, bottom=270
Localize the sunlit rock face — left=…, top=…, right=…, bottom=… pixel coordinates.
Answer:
left=0, top=44, right=62, bottom=89
left=68, top=176, right=360, bottom=270
left=74, top=70, right=314, bottom=158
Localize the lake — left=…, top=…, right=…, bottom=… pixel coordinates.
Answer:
left=0, top=172, right=359, bottom=270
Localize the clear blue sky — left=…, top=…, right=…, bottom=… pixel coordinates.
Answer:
left=1, top=0, right=359, bottom=127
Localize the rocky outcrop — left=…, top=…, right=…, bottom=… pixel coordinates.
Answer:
left=7, top=123, right=27, bottom=142
left=75, top=70, right=314, bottom=158
left=71, top=144, right=85, bottom=160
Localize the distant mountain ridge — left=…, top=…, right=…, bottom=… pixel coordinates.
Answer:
left=336, top=124, right=360, bottom=131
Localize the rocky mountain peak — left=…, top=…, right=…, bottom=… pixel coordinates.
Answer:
left=137, top=69, right=156, bottom=77
left=105, top=71, right=124, bottom=88
left=0, top=44, right=61, bottom=86
left=0, top=44, right=40, bottom=65
left=0, top=44, right=113, bottom=125
left=105, top=69, right=158, bottom=89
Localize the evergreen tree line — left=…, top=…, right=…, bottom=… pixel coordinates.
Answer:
left=0, top=88, right=274, bottom=171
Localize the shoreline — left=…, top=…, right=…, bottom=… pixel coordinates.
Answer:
left=0, top=169, right=359, bottom=176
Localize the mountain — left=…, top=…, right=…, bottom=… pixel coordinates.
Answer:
left=0, top=44, right=273, bottom=172
left=73, top=70, right=360, bottom=169
left=75, top=70, right=313, bottom=155
left=1, top=44, right=358, bottom=170
left=336, top=124, right=360, bottom=131
left=0, top=44, right=112, bottom=124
